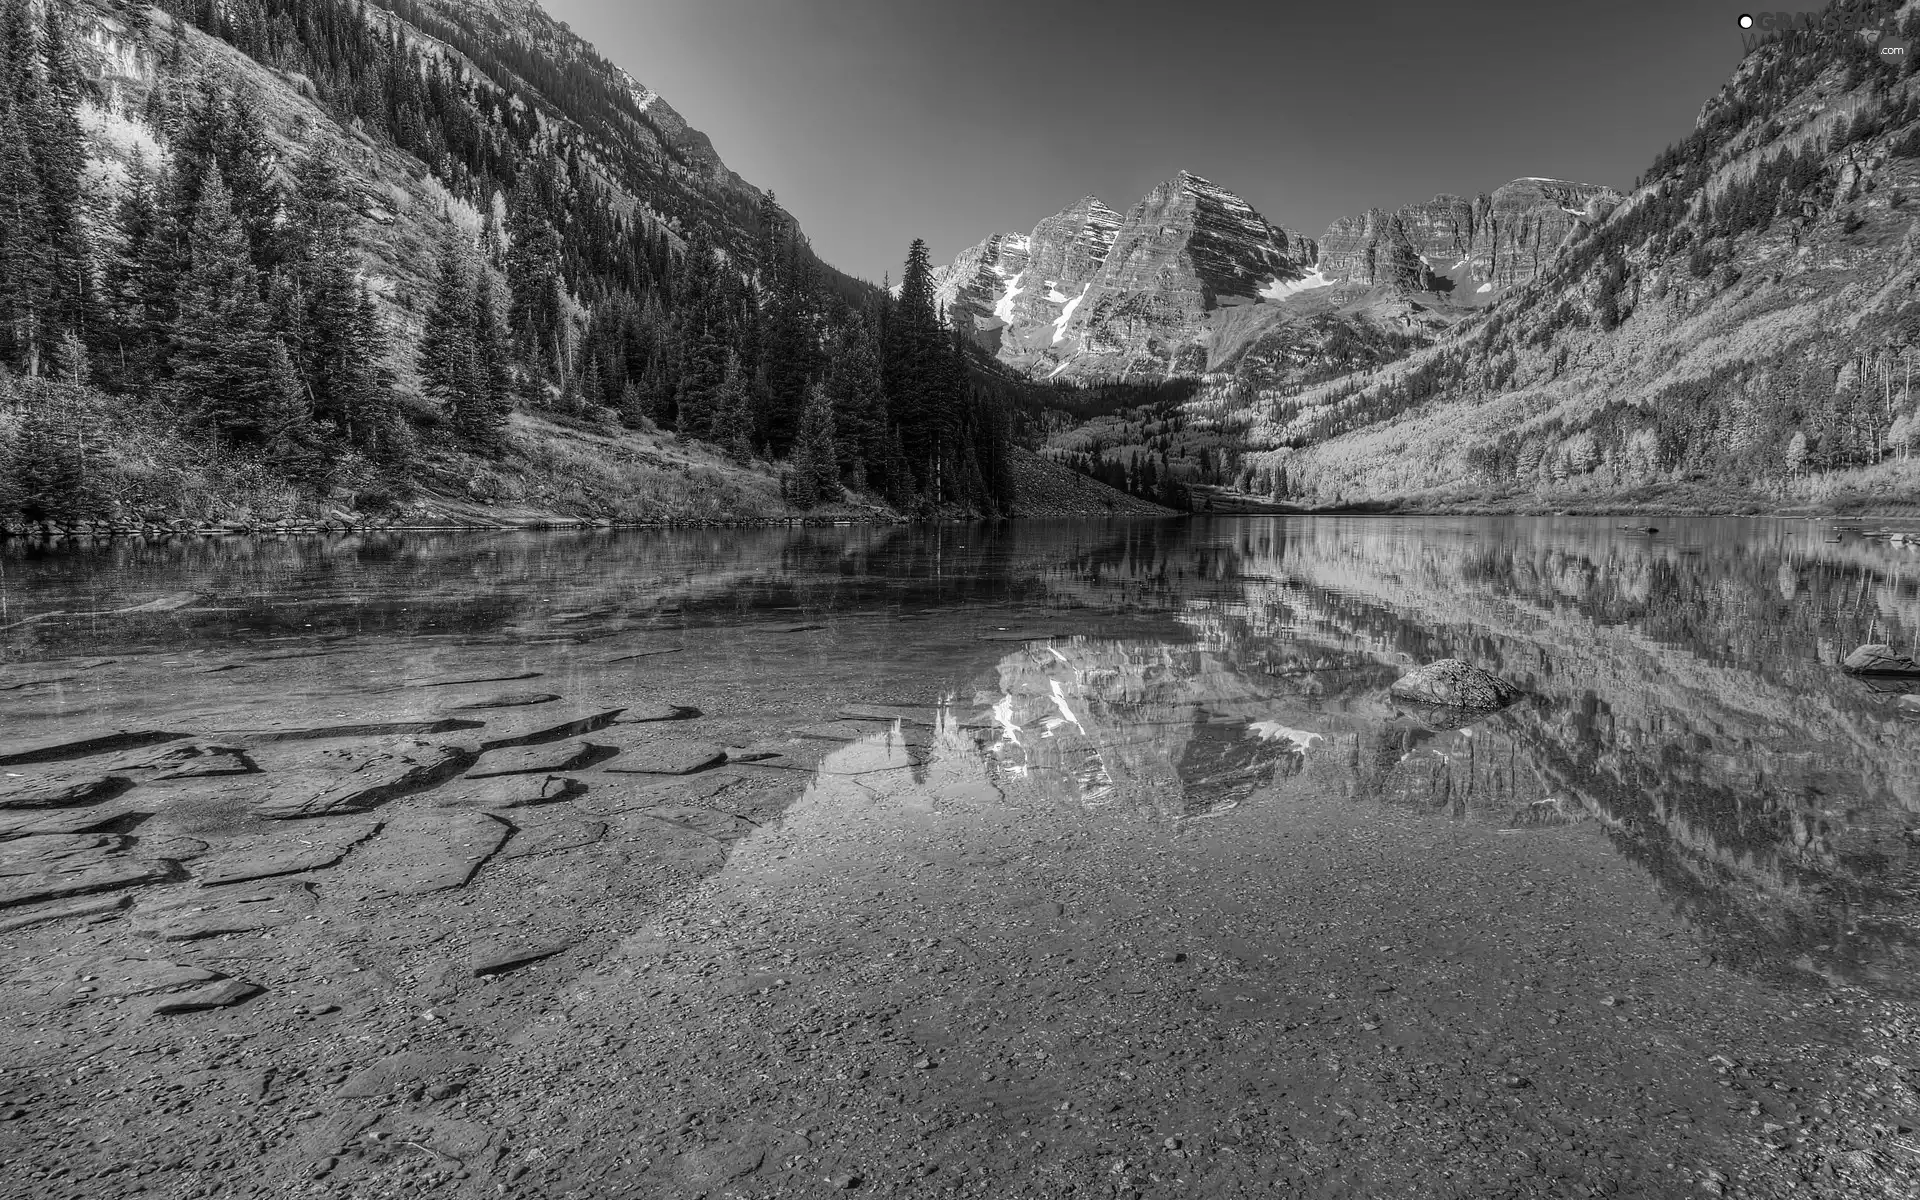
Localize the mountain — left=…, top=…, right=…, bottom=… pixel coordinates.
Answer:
left=932, top=170, right=1618, bottom=390
left=1248, top=5, right=1920, bottom=512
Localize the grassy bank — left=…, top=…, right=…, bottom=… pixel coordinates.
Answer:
left=0, top=387, right=1162, bottom=535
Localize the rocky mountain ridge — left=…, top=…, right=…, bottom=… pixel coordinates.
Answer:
left=933, top=170, right=1619, bottom=386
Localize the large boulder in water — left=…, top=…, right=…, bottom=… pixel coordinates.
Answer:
left=1389, top=660, right=1520, bottom=709
left=1841, top=644, right=1920, bottom=675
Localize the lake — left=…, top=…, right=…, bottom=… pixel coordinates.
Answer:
left=2, top=516, right=1917, bottom=1198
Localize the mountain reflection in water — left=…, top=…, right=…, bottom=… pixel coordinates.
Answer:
left=3, top=515, right=1918, bottom=997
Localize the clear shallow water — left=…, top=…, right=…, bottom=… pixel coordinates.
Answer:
left=4, top=515, right=1919, bottom=996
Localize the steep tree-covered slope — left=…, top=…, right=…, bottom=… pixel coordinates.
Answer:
left=0, top=0, right=1061, bottom=528
left=1243, top=1, right=1920, bottom=512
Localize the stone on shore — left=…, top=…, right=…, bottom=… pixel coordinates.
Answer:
left=1841, top=644, right=1920, bottom=675
left=1388, top=660, right=1521, bottom=708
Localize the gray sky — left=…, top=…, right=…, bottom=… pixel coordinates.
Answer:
left=545, top=0, right=1751, bottom=283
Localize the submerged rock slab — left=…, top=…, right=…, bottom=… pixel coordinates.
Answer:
left=476, top=707, right=626, bottom=751
left=1388, top=660, right=1521, bottom=708
left=0, top=772, right=134, bottom=810
left=196, top=817, right=384, bottom=885
left=495, top=813, right=607, bottom=859
left=429, top=774, right=585, bottom=809
left=0, top=856, right=174, bottom=908
left=469, top=935, right=576, bottom=976
left=0, top=729, right=183, bottom=767
left=410, top=671, right=544, bottom=688
left=325, top=810, right=509, bottom=897
left=0, top=893, right=130, bottom=933
left=250, top=739, right=470, bottom=819
left=1841, top=644, right=1920, bottom=675
left=838, top=704, right=941, bottom=726
left=791, top=720, right=932, bottom=745
left=225, top=718, right=484, bottom=743
left=601, top=736, right=728, bottom=776
left=149, top=979, right=262, bottom=1015
left=573, top=771, right=740, bottom=817
left=445, top=692, right=562, bottom=710
left=109, top=742, right=257, bottom=780
left=0, top=802, right=146, bottom=841
left=134, top=880, right=317, bottom=940
left=0, top=833, right=127, bottom=876
left=610, top=703, right=703, bottom=724
left=467, top=741, right=605, bottom=779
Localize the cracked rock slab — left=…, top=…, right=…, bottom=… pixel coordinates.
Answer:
left=600, top=735, right=728, bottom=776
left=496, top=813, right=607, bottom=859
left=0, top=729, right=184, bottom=768
left=0, top=857, right=175, bottom=908
left=475, top=707, right=626, bottom=751
left=444, top=692, right=561, bottom=710
left=466, top=741, right=605, bottom=779
left=0, top=801, right=148, bottom=841
left=0, top=772, right=135, bottom=810
left=249, top=739, right=471, bottom=820
left=133, top=880, right=317, bottom=940
left=196, top=817, right=384, bottom=885
left=429, top=774, right=585, bottom=809
left=324, top=810, right=509, bottom=898
left=610, top=702, right=703, bottom=724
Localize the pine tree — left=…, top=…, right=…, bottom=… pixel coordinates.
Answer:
left=32, top=3, right=91, bottom=344
left=0, top=100, right=52, bottom=374
left=420, top=242, right=480, bottom=411
left=505, top=172, right=563, bottom=374
left=168, top=164, right=288, bottom=444
left=260, top=336, right=326, bottom=481
left=883, top=239, right=948, bottom=500
left=827, top=315, right=885, bottom=483
left=466, top=275, right=514, bottom=453
left=788, top=382, right=839, bottom=509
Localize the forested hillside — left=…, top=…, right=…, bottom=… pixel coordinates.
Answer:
left=1237, top=1, right=1920, bottom=513
left=0, top=0, right=1055, bottom=529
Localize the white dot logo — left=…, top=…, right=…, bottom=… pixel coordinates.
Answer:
left=1738, top=13, right=1754, bottom=28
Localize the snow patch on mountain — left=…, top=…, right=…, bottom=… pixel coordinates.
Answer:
left=1053, top=283, right=1090, bottom=344
left=994, top=272, right=1026, bottom=323
left=1258, top=270, right=1332, bottom=301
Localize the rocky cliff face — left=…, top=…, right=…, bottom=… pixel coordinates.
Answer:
left=1316, top=180, right=1622, bottom=291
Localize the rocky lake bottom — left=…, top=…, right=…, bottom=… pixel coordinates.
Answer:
left=0, top=516, right=1918, bottom=1200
